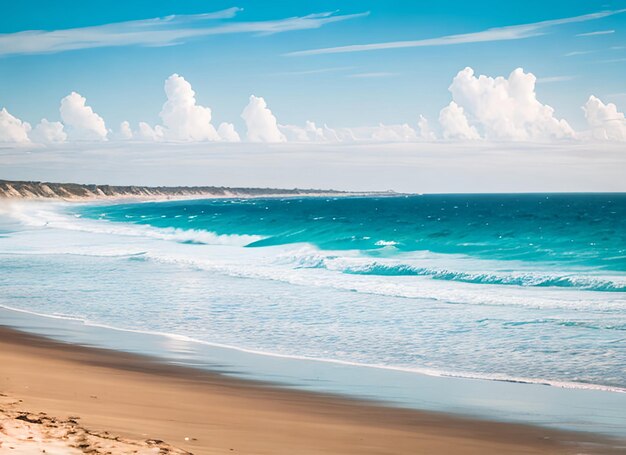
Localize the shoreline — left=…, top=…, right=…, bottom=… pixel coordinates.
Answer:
left=0, top=192, right=402, bottom=210
left=4, top=300, right=625, bottom=396
left=0, top=179, right=396, bottom=203
left=0, top=325, right=623, bottom=454
left=2, top=303, right=626, bottom=440
left=0, top=190, right=387, bottom=204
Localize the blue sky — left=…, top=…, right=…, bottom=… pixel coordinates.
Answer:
left=1, top=0, right=625, bottom=133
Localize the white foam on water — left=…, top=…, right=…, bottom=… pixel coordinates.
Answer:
left=1, top=202, right=625, bottom=312
left=278, top=248, right=626, bottom=292
left=1, top=200, right=262, bottom=247
left=139, top=247, right=626, bottom=311
left=1, top=302, right=624, bottom=395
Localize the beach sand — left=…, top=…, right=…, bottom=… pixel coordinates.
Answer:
left=0, top=326, right=621, bottom=454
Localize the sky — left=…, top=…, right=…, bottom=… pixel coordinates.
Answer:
left=0, top=0, right=625, bottom=191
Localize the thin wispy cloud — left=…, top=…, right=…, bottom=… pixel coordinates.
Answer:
left=0, top=9, right=368, bottom=57
left=576, top=29, right=615, bottom=36
left=536, top=75, right=576, bottom=83
left=347, top=72, right=396, bottom=78
left=564, top=50, right=594, bottom=57
left=271, top=66, right=353, bottom=76
left=286, top=9, right=626, bottom=56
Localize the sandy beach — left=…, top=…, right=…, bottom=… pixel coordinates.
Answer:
left=0, top=326, right=622, bottom=454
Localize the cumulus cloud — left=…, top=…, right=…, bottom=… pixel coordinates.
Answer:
left=278, top=124, right=307, bottom=142
left=279, top=121, right=338, bottom=142
left=418, top=115, right=437, bottom=140
left=370, top=123, right=418, bottom=142
left=114, top=120, right=167, bottom=142
left=118, top=121, right=133, bottom=140
left=446, top=67, right=574, bottom=141
left=281, top=122, right=429, bottom=143
left=324, top=124, right=425, bottom=142
left=583, top=96, right=626, bottom=141
left=30, top=119, right=67, bottom=143
left=159, top=74, right=220, bottom=142
left=96, top=75, right=239, bottom=143
left=439, top=102, right=480, bottom=140
left=137, top=122, right=165, bottom=141
left=7, top=67, right=623, bottom=147
left=0, top=108, right=31, bottom=143
left=241, top=95, right=286, bottom=142
left=59, top=92, right=108, bottom=141
left=217, top=122, right=241, bottom=142
left=315, top=122, right=340, bottom=142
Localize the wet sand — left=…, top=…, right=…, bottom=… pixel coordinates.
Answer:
left=0, top=326, right=622, bottom=454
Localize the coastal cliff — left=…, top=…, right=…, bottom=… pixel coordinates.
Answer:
left=0, top=180, right=365, bottom=201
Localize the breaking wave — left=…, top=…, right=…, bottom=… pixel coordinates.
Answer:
left=278, top=249, right=626, bottom=293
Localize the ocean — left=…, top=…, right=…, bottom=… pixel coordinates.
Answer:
left=1, top=194, right=625, bottom=433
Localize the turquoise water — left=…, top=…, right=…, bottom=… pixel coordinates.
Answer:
left=0, top=195, right=625, bottom=395
left=81, top=194, right=626, bottom=269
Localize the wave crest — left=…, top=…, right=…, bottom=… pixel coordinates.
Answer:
left=278, top=249, right=626, bottom=292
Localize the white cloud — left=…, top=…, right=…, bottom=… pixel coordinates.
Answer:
left=7, top=67, right=623, bottom=147
left=329, top=124, right=420, bottom=142
left=241, top=95, right=286, bottom=142
left=52, top=74, right=239, bottom=145
left=315, top=123, right=341, bottom=142
left=287, top=9, right=626, bottom=56
left=0, top=108, right=31, bottom=143
left=279, top=121, right=338, bottom=142
left=329, top=128, right=356, bottom=142
left=279, top=124, right=310, bottom=142
left=583, top=96, right=626, bottom=141
left=418, top=115, right=436, bottom=140
left=119, top=74, right=241, bottom=143
left=217, top=122, right=241, bottom=142
left=564, top=50, right=593, bottom=57
left=439, top=102, right=480, bottom=140
left=370, top=123, right=417, bottom=142
left=576, top=29, right=615, bottom=37
left=118, top=121, right=133, bottom=140
left=536, top=75, right=576, bottom=84
left=137, top=122, right=165, bottom=141
left=115, top=120, right=167, bottom=142
left=30, top=119, right=67, bottom=143
left=446, top=67, right=575, bottom=141
left=159, top=74, right=220, bottom=142
left=59, top=92, right=108, bottom=141
left=0, top=9, right=367, bottom=57
left=279, top=122, right=419, bottom=143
